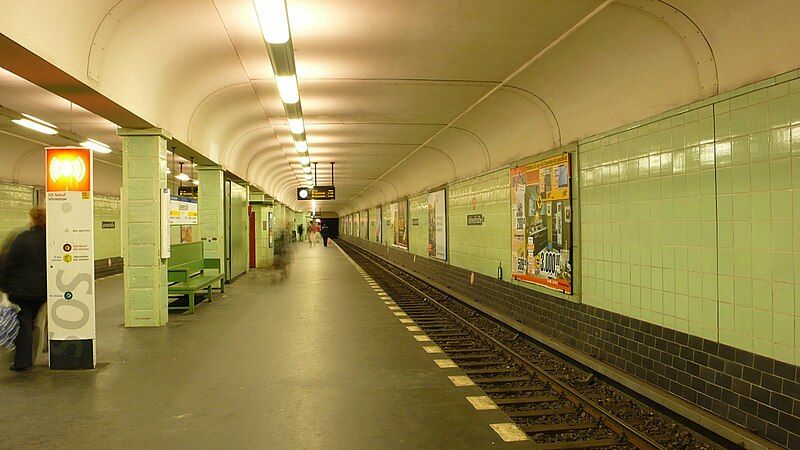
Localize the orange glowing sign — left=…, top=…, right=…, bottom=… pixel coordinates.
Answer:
left=46, top=148, right=91, bottom=192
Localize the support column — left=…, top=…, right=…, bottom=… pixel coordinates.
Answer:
left=198, top=166, right=225, bottom=282
left=118, top=128, right=171, bottom=327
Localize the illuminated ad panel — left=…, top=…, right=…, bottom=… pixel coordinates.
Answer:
left=427, top=189, right=447, bottom=261
left=45, top=147, right=96, bottom=369
left=391, top=201, right=408, bottom=249
left=510, top=154, right=572, bottom=294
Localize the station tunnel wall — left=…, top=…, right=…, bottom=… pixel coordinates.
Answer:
left=341, top=70, right=800, bottom=446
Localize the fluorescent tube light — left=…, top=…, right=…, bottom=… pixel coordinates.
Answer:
left=288, top=117, right=304, bottom=134
left=294, top=140, right=307, bottom=152
left=12, top=117, right=57, bottom=135
left=80, top=138, right=112, bottom=154
left=22, top=113, right=57, bottom=128
left=175, top=173, right=191, bottom=181
left=299, top=155, right=310, bottom=165
left=276, top=75, right=299, bottom=104
left=254, top=0, right=290, bottom=44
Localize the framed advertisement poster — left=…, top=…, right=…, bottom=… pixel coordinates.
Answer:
left=510, top=153, right=572, bottom=294
left=427, top=189, right=446, bottom=260
left=390, top=201, right=408, bottom=249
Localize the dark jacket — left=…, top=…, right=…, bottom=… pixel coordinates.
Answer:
left=0, top=227, right=46, bottom=301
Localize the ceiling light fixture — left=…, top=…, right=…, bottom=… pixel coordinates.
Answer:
left=288, top=117, right=304, bottom=134
left=275, top=75, right=299, bottom=104
left=255, top=0, right=312, bottom=188
left=12, top=113, right=58, bottom=135
left=299, top=155, right=310, bottom=165
left=304, top=173, right=313, bottom=181
left=176, top=162, right=190, bottom=182
left=303, top=166, right=312, bottom=174
left=80, top=138, right=112, bottom=154
left=253, top=0, right=290, bottom=44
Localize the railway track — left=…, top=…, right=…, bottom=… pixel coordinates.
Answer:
left=339, top=240, right=728, bottom=450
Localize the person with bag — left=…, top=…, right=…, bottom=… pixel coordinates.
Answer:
left=0, top=207, right=47, bottom=371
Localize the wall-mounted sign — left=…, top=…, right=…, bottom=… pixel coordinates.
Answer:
left=45, top=147, right=96, bottom=370
left=510, top=153, right=572, bottom=294
left=412, top=218, right=419, bottom=226
left=297, top=185, right=336, bottom=200
left=169, top=195, right=198, bottom=225
left=101, top=221, right=115, bottom=229
left=467, top=214, right=484, bottom=225
left=390, top=201, right=408, bottom=249
left=428, top=189, right=447, bottom=260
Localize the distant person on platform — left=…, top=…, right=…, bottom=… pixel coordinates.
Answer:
left=0, top=207, right=46, bottom=371
left=321, top=223, right=330, bottom=247
left=308, top=221, right=319, bottom=247
left=297, top=223, right=304, bottom=242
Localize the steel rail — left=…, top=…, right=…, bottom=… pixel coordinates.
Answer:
left=342, top=241, right=665, bottom=450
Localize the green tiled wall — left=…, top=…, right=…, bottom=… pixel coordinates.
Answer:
left=448, top=168, right=511, bottom=281
left=409, top=193, right=428, bottom=256
left=713, top=80, right=800, bottom=363
left=369, top=207, right=381, bottom=242
left=0, top=182, right=122, bottom=261
left=382, top=206, right=392, bottom=245
left=355, top=210, right=365, bottom=238
left=580, top=106, right=718, bottom=340
left=198, top=168, right=225, bottom=263
left=94, top=194, right=121, bottom=260
left=580, top=75, right=800, bottom=365
left=0, top=181, right=35, bottom=248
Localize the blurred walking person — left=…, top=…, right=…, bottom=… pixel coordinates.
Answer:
left=0, top=207, right=46, bottom=371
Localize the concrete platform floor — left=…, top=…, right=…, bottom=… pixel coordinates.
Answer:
left=0, top=242, right=532, bottom=449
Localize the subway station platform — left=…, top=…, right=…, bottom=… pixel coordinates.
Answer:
left=0, top=242, right=527, bottom=449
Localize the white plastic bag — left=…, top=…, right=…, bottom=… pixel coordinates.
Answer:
left=0, top=292, right=20, bottom=351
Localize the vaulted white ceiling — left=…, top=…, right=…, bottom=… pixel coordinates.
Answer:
left=1, top=0, right=799, bottom=213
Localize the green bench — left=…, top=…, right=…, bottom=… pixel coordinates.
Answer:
left=167, top=242, right=225, bottom=314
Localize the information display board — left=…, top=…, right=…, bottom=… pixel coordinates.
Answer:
left=427, top=189, right=447, bottom=260
left=45, top=147, right=96, bottom=369
left=510, top=154, right=573, bottom=294
left=390, top=201, right=408, bottom=249
left=169, top=195, right=198, bottom=225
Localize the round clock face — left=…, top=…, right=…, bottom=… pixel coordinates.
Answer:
left=299, top=188, right=310, bottom=199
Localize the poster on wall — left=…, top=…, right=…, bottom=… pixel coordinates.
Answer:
left=356, top=212, right=361, bottom=237
left=169, top=195, right=198, bottom=225
left=45, top=147, right=96, bottom=369
left=510, top=153, right=572, bottom=294
left=361, top=211, right=368, bottom=238
left=427, top=189, right=447, bottom=260
left=391, top=201, right=408, bottom=249
left=374, top=207, right=382, bottom=242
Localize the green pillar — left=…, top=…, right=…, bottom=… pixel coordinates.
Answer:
left=118, top=128, right=171, bottom=327
left=198, top=166, right=225, bottom=281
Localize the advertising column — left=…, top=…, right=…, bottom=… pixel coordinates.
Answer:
left=45, top=147, right=96, bottom=369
